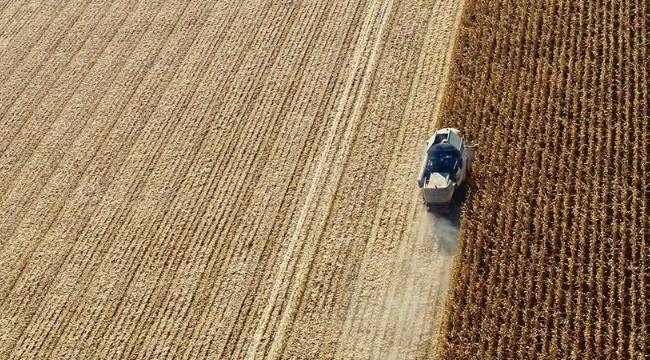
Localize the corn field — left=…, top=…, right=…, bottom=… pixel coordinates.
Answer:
left=437, top=0, right=649, bottom=358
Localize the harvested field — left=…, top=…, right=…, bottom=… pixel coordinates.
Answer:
left=436, top=0, right=650, bottom=358
left=0, top=0, right=464, bottom=358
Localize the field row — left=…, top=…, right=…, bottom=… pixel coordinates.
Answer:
left=0, top=0, right=463, bottom=358
left=437, top=0, right=649, bottom=358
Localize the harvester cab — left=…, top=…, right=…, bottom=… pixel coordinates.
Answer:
left=416, top=128, right=476, bottom=209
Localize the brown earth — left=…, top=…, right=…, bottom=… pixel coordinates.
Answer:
left=0, top=0, right=464, bottom=358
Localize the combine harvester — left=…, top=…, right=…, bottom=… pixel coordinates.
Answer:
left=416, top=128, right=476, bottom=211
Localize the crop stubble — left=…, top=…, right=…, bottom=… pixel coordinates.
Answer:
left=0, top=0, right=463, bottom=359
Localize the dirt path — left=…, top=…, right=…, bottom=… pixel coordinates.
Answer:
left=329, top=0, right=466, bottom=357
left=0, top=1, right=464, bottom=358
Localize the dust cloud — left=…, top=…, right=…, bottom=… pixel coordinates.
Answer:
left=433, top=215, right=459, bottom=255
left=379, top=207, right=460, bottom=359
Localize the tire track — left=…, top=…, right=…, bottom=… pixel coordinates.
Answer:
left=124, top=4, right=300, bottom=358
left=334, top=2, right=465, bottom=358
left=152, top=2, right=370, bottom=359
left=246, top=1, right=395, bottom=358
left=133, top=4, right=310, bottom=354
left=200, top=2, right=337, bottom=357
left=215, top=2, right=370, bottom=357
